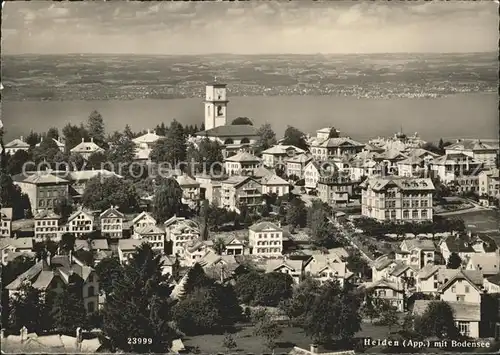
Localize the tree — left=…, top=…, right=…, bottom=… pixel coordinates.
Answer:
left=254, top=272, right=294, bottom=307
left=107, top=132, right=136, bottom=177
left=286, top=197, right=307, bottom=228
left=87, top=110, right=106, bottom=147
left=0, top=171, right=30, bottom=219
left=82, top=176, right=139, bottom=213
left=414, top=301, right=459, bottom=339
left=25, top=131, right=41, bottom=147
left=199, top=199, right=209, bottom=240
left=222, top=333, right=237, bottom=353
left=279, top=277, right=321, bottom=322
left=60, top=233, right=76, bottom=254
left=186, top=138, right=224, bottom=174
left=102, top=244, right=178, bottom=352
left=234, top=271, right=262, bottom=305
left=54, top=197, right=74, bottom=223
left=231, top=117, right=253, bottom=125
left=254, top=123, right=277, bottom=155
left=253, top=313, right=282, bottom=354
left=344, top=249, right=370, bottom=279
left=123, top=125, right=134, bottom=139
left=7, top=149, right=30, bottom=175
left=303, top=280, right=361, bottom=346
left=46, top=127, right=60, bottom=141
left=32, top=138, right=61, bottom=165
left=282, top=126, right=308, bottom=150
left=87, top=151, right=108, bottom=170
left=377, top=299, right=399, bottom=331
left=63, top=123, right=89, bottom=151
left=214, top=238, right=226, bottom=255
left=52, top=274, right=87, bottom=334
left=9, top=282, right=47, bottom=333
left=308, top=206, right=343, bottom=249
left=328, top=128, right=340, bottom=138
left=150, top=120, right=186, bottom=164
left=153, top=178, right=183, bottom=222
left=94, top=257, right=123, bottom=296
left=447, top=252, right=462, bottom=269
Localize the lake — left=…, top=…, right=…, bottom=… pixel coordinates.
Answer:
left=2, top=92, right=498, bottom=142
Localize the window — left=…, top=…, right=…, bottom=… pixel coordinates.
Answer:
left=457, top=321, right=470, bottom=337
left=88, top=274, right=94, bottom=283
left=464, top=286, right=470, bottom=293
left=456, top=295, right=465, bottom=302
left=451, top=286, right=456, bottom=293
left=403, top=210, right=409, bottom=219
left=379, top=290, right=386, bottom=297
left=87, top=301, right=95, bottom=313
left=412, top=210, right=419, bottom=219
left=88, top=286, right=95, bottom=297
left=392, top=290, right=397, bottom=297
left=421, top=210, right=428, bottom=219
left=217, top=106, right=223, bottom=116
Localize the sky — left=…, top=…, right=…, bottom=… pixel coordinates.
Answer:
left=1, top=1, right=498, bottom=55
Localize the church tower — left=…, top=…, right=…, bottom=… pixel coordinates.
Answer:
left=204, top=82, right=229, bottom=130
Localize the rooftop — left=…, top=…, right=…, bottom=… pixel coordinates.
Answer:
left=225, top=151, right=260, bottom=163
left=197, top=124, right=259, bottom=138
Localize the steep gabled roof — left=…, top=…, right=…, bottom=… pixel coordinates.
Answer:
left=100, top=207, right=125, bottom=219
left=261, top=174, right=289, bottom=186
left=5, top=138, right=30, bottom=149
left=438, top=269, right=484, bottom=293
left=225, top=151, right=260, bottom=162
left=249, top=221, right=282, bottom=232
left=132, top=211, right=157, bottom=225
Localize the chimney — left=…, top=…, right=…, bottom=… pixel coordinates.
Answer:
left=20, top=136, right=24, bottom=142
left=81, top=138, right=84, bottom=143
left=69, top=250, right=73, bottom=264
left=90, top=137, right=94, bottom=143
left=310, top=344, right=318, bottom=354
left=20, top=326, right=27, bottom=343
left=46, top=251, right=51, bottom=266
left=1, top=328, right=4, bottom=339
left=147, top=129, right=151, bottom=134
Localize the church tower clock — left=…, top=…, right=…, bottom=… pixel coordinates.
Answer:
left=204, top=81, right=229, bottom=130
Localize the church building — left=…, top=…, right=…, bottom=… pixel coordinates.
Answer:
left=196, top=82, right=259, bottom=157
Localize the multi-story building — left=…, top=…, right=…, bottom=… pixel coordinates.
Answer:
left=430, top=153, right=481, bottom=184
left=261, top=174, right=290, bottom=197
left=445, top=139, right=499, bottom=168
left=34, top=210, right=62, bottom=242
left=165, top=216, right=200, bottom=256
left=133, top=225, right=165, bottom=252
left=261, top=145, right=306, bottom=168
left=360, top=177, right=434, bottom=221
left=175, top=174, right=201, bottom=206
left=264, top=259, right=305, bottom=284
left=13, top=172, right=70, bottom=213
left=349, top=157, right=383, bottom=182
left=364, top=279, right=405, bottom=312
left=373, top=149, right=409, bottom=174
left=439, top=233, right=498, bottom=264
left=70, top=138, right=105, bottom=160
left=454, top=175, right=480, bottom=194
left=220, top=176, right=262, bottom=213
left=466, top=253, right=500, bottom=277
left=248, top=221, right=283, bottom=256
left=317, top=171, right=355, bottom=207
left=304, top=257, right=353, bottom=287
left=0, top=238, right=33, bottom=265
left=5, top=254, right=99, bottom=314
left=396, top=156, right=426, bottom=177
left=478, top=168, right=500, bottom=205
left=4, top=136, right=30, bottom=155
left=0, top=207, right=12, bottom=237
left=309, top=137, right=365, bottom=160
left=395, top=239, right=436, bottom=269
left=371, top=255, right=399, bottom=283
left=224, top=151, right=261, bottom=176
left=285, top=153, right=313, bottom=179
left=66, top=210, right=94, bottom=238
left=132, top=129, right=166, bottom=161
left=100, top=207, right=124, bottom=239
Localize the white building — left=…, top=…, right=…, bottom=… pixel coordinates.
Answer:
left=261, top=145, right=306, bottom=168
left=165, top=216, right=200, bottom=256
left=4, top=136, right=30, bottom=155
left=66, top=210, right=94, bottom=238
left=248, top=221, right=283, bottom=256
left=430, top=153, right=482, bottom=184
left=133, top=225, right=165, bottom=252
left=175, top=174, right=201, bottom=206
left=70, top=138, right=105, bottom=160
left=131, top=211, right=157, bottom=230
left=100, top=207, right=124, bottom=239
left=261, top=174, right=290, bottom=197
left=132, top=129, right=166, bottom=161
left=224, top=151, right=261, bottom=176
left=34, top=210, right=62, bottom=242
left=285, top=153, right=313, bottom=179
left=445, top=139, right=499, bottom=168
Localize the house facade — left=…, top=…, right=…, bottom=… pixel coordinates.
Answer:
left=0, top=208, right=12, bottom=237
left=220, top=176, right=262, bottom=213
left=165, top=216, right=200, bottom=256
left=34, top=211, right=62, bottom=241
left=224, top=151, right=261, bottom=176
left=261, top=145, right=306, bottom=168
left=66, top=210, right=94, bottom=238
left=70, top=138, right=105, bottom=160
left=100, top=207, right=124, bottom=239
left=285, top=153, right=313, bottom=180
left=248, top=221, right=283, bottom=256
left=261, top=174, right=290, bottom=197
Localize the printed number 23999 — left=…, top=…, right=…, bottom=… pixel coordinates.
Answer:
left=128, top=338, right=153, bottom=345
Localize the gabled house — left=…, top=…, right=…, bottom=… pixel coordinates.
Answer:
left=223, top=235, right=246, bottom=255
left=176, top=174, right=201, bottom=206
left=304, top=257, right=353, bottom=287
left=36, top=137, right=65, bottom=152
left=70, top=138, right=105, bottom=160
left=220, top=175, right=262, bottom=213
left=132, top=211, right=157, bottom=230
left=466, top=254, right=500, bottom=277
left=484, top=273, right=500, bottom=294
left=396, top=156, right=426, bottom=177
left=4, top=136, right=30, bottom=155
left=261, top=174, right=290, bottom=197
left=6, top=254, right=99, bottom=314
left=395, top=239, right=436, bottom=269
left=363, top=279, right=405, bottom=312
left=34, top=210, right=62, bottom=242
left=445, top=138, right=499, bottom=168
left=308, top=137, right=365, bottom=160
left=413, top=300, right=481, bottom=338
left=100, top=207, right=124, bottom=239
left=183, top=240, right=215, bottom=267
left=0, top=207, right=13, bottom=237
left=387, top=263, right=418, bottom=291
left=224, top=151, right=261, bottom=176
left=265, top=258, right=305, bottom=284
left=430, top=153, right=481, bottom=184
left=438, top=269, right=484, bottom=304
left=66, top=210, right=94, bottom=238
left=416, top=264, right=447, bottom=295
left=439, top=233, right=498, bottom=264
left=371, top=255, right=398, bottom=282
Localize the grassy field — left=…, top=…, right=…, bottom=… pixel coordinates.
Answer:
left=183, top=322, right=393, bottom=354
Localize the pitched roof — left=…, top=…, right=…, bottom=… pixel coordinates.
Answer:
left=265, top=258, right=304, bottom=273
left=364, top=279, right=403, bottom=292
left=438, top=269, right=484, bottom=293
left=406, top=148, right=440, bottom=159
left=135, top=224, right=164, bottom=235
left=390, top=263, right=416, bottom=277
left=225, top=151, right=260, bottom=162
left=64, top=169, right=122, bottom=182
left=413, top=300, right=481, bottom=321
left=5, top=138, right=30, bottom=149
left=467, top=254, right=499, bottom=275
left=311, top=137, right=365, bottom=148
left=70, top=140, right=104, bottom=153
left=99, top=207, right=125, bottom=219
left=253, top=165, right=274, bottom=178
left=402, top=239, right=436, bottom=252
left=90, top=239, right=109, bottom=250
left=446, top=139, right=500, bottom=152
left=261, top=145, right=306, bottom=155
left=443, top=235, right=476, bottom=253
left=0, top=207, right=13, bottom=220
left=371, top=255, right=396, bottom=271
left=417, top=264, right=446, bottom=280
left=397, top=156, right=424, bottom=165
left=360, top=176, right=434, bottom=192
left=285, top=153, right=313, bottom=164
left=261, top=174, right=289, bottom=186
left=175, top=174, right=200, bottom=187
left=67, top=210, right=93, bottom=223
left=249, top=221, right=282, bottom=232
left=308, top=260, right=352, bottom=279
left=13, top=172, right=69, bottom=185
left=0, top=237, right=33, bottom=250
left=432, top=153, right=480, bottom=166
left=36, top=138, right=65, bottom=148
left=197, top=124, right=259, bottom=138
left=486, top=273, right=500, bottom=287
left=34, top=210, right=60, bottom=220
left=132, top=130, right=165, bottom=144
left=375, top=149, right=408, bottom=161
left=118, top=238, right=145, bottom=251
left=131, top=211, right=156, bottom=225
left=221, top=175, right=260, bottom=188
